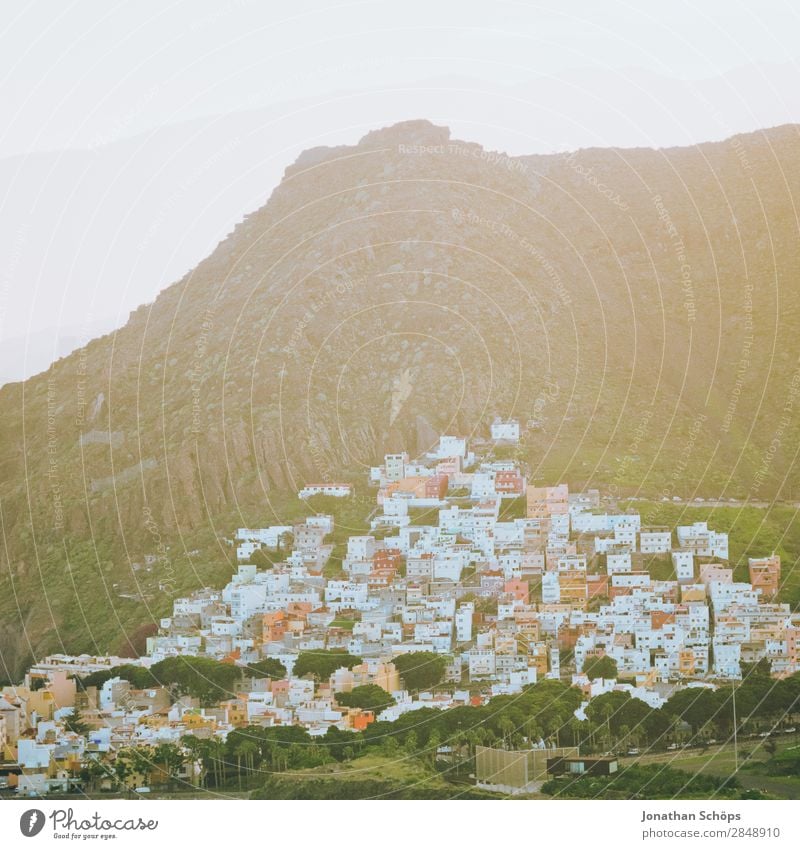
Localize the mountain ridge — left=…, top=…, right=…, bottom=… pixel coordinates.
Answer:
left=1, top=119, right=799, bottom=679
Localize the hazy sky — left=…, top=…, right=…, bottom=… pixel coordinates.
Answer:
left=3, top=0, right=800, bottom=155
left=1, top=0, right=800, bottom=383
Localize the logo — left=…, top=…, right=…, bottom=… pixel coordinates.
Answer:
left=20, top=809, right=46, bottom=837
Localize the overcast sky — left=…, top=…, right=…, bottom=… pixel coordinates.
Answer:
left=2, top=0, right=799, bottom=383
left=3, top=0, right=800, bottom=155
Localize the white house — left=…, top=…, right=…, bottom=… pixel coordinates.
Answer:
left=607, top=550, right=633, bottom=574
left=542, top=572, right=560, bottom=604
left=490, top=418, right=520, bottom=443
left=677, top=522, right=729, bottom=559
left=639, top=527, right=672, bottom=554
left=672, top=550, right=694, bottom=583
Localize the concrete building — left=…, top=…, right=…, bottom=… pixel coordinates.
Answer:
left=476, top=745, right=578, bottom=794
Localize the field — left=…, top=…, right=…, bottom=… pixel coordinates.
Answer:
left=622, top=500, right=800, bottom=607
left=249, top=753, right=494, bottom=800
left=622, top=735, right=800, bottom=799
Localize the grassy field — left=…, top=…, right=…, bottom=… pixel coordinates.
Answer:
left=286, top=752, right=437, bottom=784
left=248, top=752, right=494, bottom=799
left=622, top=500, right=800, bottom=607
left=622, top=735, right=800, bottom=799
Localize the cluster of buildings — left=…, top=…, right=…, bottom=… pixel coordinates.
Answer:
left=2, top=425, right=798, bottom=796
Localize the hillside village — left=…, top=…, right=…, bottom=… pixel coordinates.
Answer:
left=2, top=420, right=798, bottom=796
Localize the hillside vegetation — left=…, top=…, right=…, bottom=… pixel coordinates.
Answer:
left=2, top=120, right=800, bottom=677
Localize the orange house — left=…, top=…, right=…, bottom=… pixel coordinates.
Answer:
left=651, top=611, right=676, bottom=630
left=496, top=470, right=524, bottom=496
left=526, top=483, right=569, bottom=518
left=262, top=611, right=287, bottom=644
left=559, top=570, right=588, bottom=605
left=678, top=650, right=696, bottom=676
left=504, top=579, right=529, bottom=603
left=749, top=555, right=781, bottom=599
left=343, top=709, right=375, bottom=731
left=587, top=574, right=609, bottom=599
left=528, top=643, right=549, bottom=676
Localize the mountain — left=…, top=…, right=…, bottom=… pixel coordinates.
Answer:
left=5, top=62, right=800, bottom=386
left=1, top=119, right=800, bottom=679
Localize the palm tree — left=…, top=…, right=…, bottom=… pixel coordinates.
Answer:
left=180, top=735, right=205, bottom=787
left=208, top=737, right=227, bottom=788
left=236, top=739, right=260, bottom=788
left=497, top=718, right=516, bottom=749
left=154, top=743, right=185, bottom=788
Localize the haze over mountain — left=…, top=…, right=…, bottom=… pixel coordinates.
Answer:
left=3, top=62, right=800, bottom=384
left=1, top=119, right=800, bottom=680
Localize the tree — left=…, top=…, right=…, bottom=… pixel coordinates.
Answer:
left=79, top=664, right=157, bottom=691
left=63, top=707, right=90, bottom=736
left=393, top=652, right=448, bottom=692
left=582, top=655, right=618, bottom=680
left=205, top=737, right=227, bottom=788
left=153, top=743, right=185, bottom=786
left=323, top=725, right=364, bottom=762
left=79, top=758, right=109, bottom=792
left=642, top=706, right=672, bottom=749
left=149, top=656, right=240, bottom=706
left=663, top=687, right=716, bottom=735
left=180, top=735, right=206, bottom=787
left=243, top=658, right=287, bottom=680
left=585, top=691, right=630, bottom=743
left=542, top=764, right=740, bottom=800
left=114, top=746, right=154, bottom=790
left=292, top=651, right=362, bottom=681
left=238, top=740, right=260, bottom=776
left=335, top=684, right=395, bottom=713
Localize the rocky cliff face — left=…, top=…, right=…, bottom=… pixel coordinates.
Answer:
left=1, top=120, right=799, bottom=677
